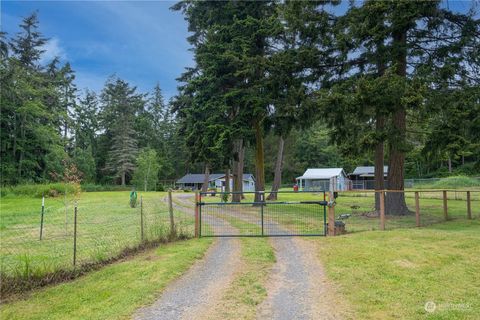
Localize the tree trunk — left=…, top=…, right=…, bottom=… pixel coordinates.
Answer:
left=267, top=136, right=284, bottom=201
left=232, top=139, right=243, bottom=202
left=145, top=161, right=151, bottom=192
left=225, top=167, right=230, bottom=195
left=448, top=157, right=452, bottom=173
left=121, top=171, right=126, bottom=186
left=18, top=114, right=26, bottom=178
left=13, top=113, right=17, bottom=159
left=201, top=163, right=210, bottom=193
left=374, top=46, right=386, bottom=212
left=254, top=120, right=265, bottom=203
left=386, top=28, right=410, bottom=216
left=238, top=140, right=245, bottom=200
left=374, top=115, right=385, bottom=212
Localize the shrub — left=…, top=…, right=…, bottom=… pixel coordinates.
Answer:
left=80, top=184, right=131, bottom=192
left=432, top=176, right=480, bottom=189
left=415, top=176, right=480, bottom=189
left=2, top=183, right=77, bottom=198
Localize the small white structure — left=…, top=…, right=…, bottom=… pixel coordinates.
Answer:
left=296, top=168, right=348, bottom=191
left=176, top=173, right=255, bottom=191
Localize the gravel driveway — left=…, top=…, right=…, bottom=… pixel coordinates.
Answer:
left=256, top=237, right=346, bottom=320
left=221, top=204, right=346, bottom=319
left=133, top=194, right=241, bottom=320
left=134, top=194, right=347, bottom=320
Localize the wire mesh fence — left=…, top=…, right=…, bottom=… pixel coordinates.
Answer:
left=0, top=192, right=193, bottom=293
left=198, top=191, right=327, bottom=237
left=196, top=190, right=478, bottom=236
left=334, top=190, right=479, bottom=232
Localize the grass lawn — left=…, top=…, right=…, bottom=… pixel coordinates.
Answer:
left=316, top=219, right=480, bottom=319
left=0, top=192, right=194, bottom=281
left=0, top=238, right=213, bottom=320
left=208, top=215, right=275, bottom=319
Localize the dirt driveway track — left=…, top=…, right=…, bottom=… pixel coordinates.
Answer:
left=134, top=193, right=348, bottom=320
left=134, top=194, right=241, bottom=320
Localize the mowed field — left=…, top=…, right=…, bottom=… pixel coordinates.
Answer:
left=1, top=190, right=479, bottom=319
left=319, top=220, right=480, bottom=319
left=0, top=192, right=194, bottom=281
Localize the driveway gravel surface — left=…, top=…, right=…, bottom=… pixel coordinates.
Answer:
left=134, top=194, right=241, bottom=320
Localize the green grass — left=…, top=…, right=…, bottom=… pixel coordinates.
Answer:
left=316, top=219, right=480, bottom=319
left=210, top=215, right=275, bottom=319
left=0, top=238, right=213, bottom=320
left=0, top=192, right=194, bottom=283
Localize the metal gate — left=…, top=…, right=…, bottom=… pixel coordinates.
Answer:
left=196, top=191, right=327, bottom=237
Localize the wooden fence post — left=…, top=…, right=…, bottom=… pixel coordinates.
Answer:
left=415, top=191, right=420, bottom=227
left=168, top=190, right=175, bottom=236
left=328, top=192, right=335, bottom=236
left=443, top=190, right=448, bottom=221
left=467, top=191, right=472, bottom=220
left=39, top=195, right=45, bottom=240
left=379, top=191, right=385, bottom=231
left=73, top=202, right=77, bottom=267
left=140, top=195, right=144, bottom=242
left=194, top=192, right=199, bottom=238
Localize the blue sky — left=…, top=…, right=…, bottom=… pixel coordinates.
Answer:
left=2, top=1, right=193, bottom=99
left=2, top=1, right=477, bottom=100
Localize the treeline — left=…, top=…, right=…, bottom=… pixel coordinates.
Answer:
left=2, top=2, right=479, bottom=205
left=172, top=1, right=479, bottom=212
left=1, top=13, right=188, bottom=188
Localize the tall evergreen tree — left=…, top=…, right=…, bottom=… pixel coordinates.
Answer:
left=100, top=77, right=145, bottom=185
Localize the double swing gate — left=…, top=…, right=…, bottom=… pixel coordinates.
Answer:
left=196, top=191, right=328, bottom=237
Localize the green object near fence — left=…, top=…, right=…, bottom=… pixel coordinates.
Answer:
left=130, top=191, right=137, bottom=208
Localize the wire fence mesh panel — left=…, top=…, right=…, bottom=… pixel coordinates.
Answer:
left=198, top=191, right=327, bottom=237
left=0, top=191, right=194, bottom=294
left=334, top=191, right=380, bottom=232
left=262, top=202, right=326, bottom=236
left=200, top=203, right=262, bottom=236
left=331, top=190, right=480, bottom=232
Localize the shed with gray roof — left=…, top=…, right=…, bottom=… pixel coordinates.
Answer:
left=176, top=173, right=255, bottom=191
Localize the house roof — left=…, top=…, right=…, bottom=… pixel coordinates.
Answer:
left=296, top=168, right=346, bottom=180
left=176, top=173, right=255, bottom=184
left=351, top=166, right=388, bottom=176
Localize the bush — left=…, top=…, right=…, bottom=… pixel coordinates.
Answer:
left=80, top=184, right=131, bottom=192
left=432, top=176, right=480, bottom=189
left=415, top=176, right=480, bottom=189
left=1, top=183, right=77, bottom=198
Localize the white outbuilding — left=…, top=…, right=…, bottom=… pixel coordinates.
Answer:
left=296, top=168, right=348, bottom=191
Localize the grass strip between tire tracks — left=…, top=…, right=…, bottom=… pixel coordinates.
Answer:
left=207, top=214, right=275, bottom=320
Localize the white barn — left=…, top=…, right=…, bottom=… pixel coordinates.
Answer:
left=296, top=168, right=348, bottom=191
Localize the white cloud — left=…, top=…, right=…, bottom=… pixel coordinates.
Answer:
left=75, top=70, right=106, bottom=92
left=40, top=37, right=67, bottom=64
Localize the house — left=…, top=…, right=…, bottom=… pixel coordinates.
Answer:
left=348, top=166, right=388, bottom=190
left=296, top=168, right=348, bottom=191
left=176, top=173, right=255, bottom=191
